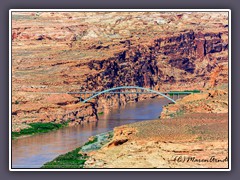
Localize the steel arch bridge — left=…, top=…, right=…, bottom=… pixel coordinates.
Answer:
left=79, top=86, right=177, bottom=103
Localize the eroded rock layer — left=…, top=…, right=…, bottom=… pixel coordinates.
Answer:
left=11, top=12, right=229, bottom=129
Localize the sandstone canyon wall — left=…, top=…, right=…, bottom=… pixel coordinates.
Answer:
left=11, top=12, right=229, bottom=130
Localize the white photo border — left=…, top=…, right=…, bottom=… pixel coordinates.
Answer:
left=9, top=9, right=231, bottom=171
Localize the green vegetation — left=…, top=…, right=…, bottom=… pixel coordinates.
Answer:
left=186, top=125, right=207, bottom=135
left=83, top=136, right=98, bottom=146
left=98, top=111, right=104, bottom=115
left=41, top=147, right=87, bottom=169
left=108, top=131, right=114, bottom=139
left=41, top=131, right=114, bottom=169
left=196, top=136, right=204, bottom=141
left=168, top=109, right=185, bottom=118
left=12, top=121, right=69, bottom=139
left=14, top=100, right=20, bottom=104
left=176, top=109, right=185, bottom=116
left=41, top=136, right=98, bottom=169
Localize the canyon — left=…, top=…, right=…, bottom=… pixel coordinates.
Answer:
left=11, top=11, right=229, bottom=169
left=11, top=12, right=228, bottom=132
left=84, top=85, right=229, bottom=168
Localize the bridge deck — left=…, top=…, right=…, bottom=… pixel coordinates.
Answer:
left=67, top=91, right=193, bottom=95
left=32, top=86, right=199, bottom=104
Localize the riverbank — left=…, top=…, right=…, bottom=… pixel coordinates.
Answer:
left=40, top=85, right=228, bottom=169
left=83, top=86, right=228, bottom=168
left=11, top=12, right=229, bottom=169
left=84, top=113, right=228, bottom=168
left=41, top=131, right=113, bottom=168
left=12, top=97, right=170, bottom=168
left=12, top=121, right=69, bottom=139
left=42, top=112, right=228, bottom=168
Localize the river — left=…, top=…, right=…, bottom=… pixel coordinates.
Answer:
left=12, top=97, right=171, bottom=168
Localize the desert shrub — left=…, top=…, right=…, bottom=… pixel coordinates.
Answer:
left=12, top=122, right=68, bottom=139
left=41, top=147, right=87, bottom=169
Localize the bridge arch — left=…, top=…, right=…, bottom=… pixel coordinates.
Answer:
left=82, top=86, right=176, bottom=103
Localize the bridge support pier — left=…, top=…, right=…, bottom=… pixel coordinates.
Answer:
left=118, top=93, right=120, bottom=105
left=136, top=89, right=139, bottom=102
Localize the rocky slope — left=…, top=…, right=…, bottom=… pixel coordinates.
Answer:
left=160, top=83, right=228, bottom=119
left=11, top=12, right=229, bottom=130
left=84, top=87, right=229, bottom=168
left=84, top=113, right=228, bottom=168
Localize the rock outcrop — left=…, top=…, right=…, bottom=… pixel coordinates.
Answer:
left=11, top=12, right=229, bottom=129
left=160, top=85, right=228, bottom=119
left=84, top=113, right=228, bottom=168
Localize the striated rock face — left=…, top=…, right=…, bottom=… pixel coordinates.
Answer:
left=84, top=30, right=228, bottom=91
left=11, top=12, right=229, bottom=128
left=12, top=93, right=98, bottom=131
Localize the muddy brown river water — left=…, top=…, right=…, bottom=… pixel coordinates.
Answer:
left=12, top=97, right=171, bottom=168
